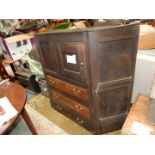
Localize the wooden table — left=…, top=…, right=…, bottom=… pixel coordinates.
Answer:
left=121, top=93, right=155, bottom=135
left=0, top=81, right=37, bottom=134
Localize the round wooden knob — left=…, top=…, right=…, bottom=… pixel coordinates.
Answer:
left=80, top=62, right=84, bottom=67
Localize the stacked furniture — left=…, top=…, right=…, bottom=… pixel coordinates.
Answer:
left=35, top=23, right=139, bottom=134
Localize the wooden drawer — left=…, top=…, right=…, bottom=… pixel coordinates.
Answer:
left=51, top=90, right=90, bottom=118
left=51, top=100, right=92, bottom=131
left=47, top=75, right=89, bottom=102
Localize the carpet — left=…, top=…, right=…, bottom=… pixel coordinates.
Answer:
left=26, top=93, right=92, bottom=135
left=26, top=93, right=120, bottom=135
left=25, top=104, right=68, bottom=135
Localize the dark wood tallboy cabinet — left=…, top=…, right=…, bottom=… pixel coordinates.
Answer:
left=35, top=23, right=139, bottom=134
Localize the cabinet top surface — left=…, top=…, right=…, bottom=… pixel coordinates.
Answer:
left=35, top=23, right=139, bottom=37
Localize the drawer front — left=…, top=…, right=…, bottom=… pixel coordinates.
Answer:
left=51, top=100, right=92, bottom=131
left=51, top=90, right=90, bottom=118
left=47, top=75, right=89, bottom=102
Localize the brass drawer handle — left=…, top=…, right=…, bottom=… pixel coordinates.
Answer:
left=73, top=88, right=80, bottom=95
left=75, top=105, right=83, bottom=111
left=51, top=80, right=56, bottom=85
left=49, top=79, right=56, bottom=85
left=53, top=93, right=59, bottom=98
left=56, top=105, right=62, bottom=110
left=79, top=107, right=83, bottom=111
left=76, top=117, right=84, bottom=124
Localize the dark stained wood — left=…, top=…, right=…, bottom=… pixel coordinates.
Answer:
left=51, top=90, right=90, bottom=118
left=55, top=42, right=88, bottom=84
left=22, top=108, right=38, bottom=135
left=51, top=97, right=92, bottom=131
left=96, top=24, right=139, bottom=42
left=35, top=23, right=139, bottom=134
left=0, top=61, right=14, bottom=81
left=0, top=81, right=37, bottom=135
left=0, top=81, right=26, bottom=134
left=47, top=75, right=89, bottom=102
left=39, top=41, right=60, bottom=75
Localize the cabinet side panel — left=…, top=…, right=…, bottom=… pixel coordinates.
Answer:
left=88, top=25, right=139, bottom=134
left=97, top=38, right=137, bottom=82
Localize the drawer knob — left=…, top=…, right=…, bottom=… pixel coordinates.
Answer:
left=73, top=88, right=80, bottom=95
left=80, top=62, right=84, bottom=67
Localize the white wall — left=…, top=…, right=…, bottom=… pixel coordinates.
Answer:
left=132, top=50, right=155, bottom=103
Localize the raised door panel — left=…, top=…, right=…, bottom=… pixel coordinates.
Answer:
left=97, top=37, right=137, bottom=82
left=55, top=42, right=88, bottom=85
left=95, top=78, right=132, bottom=119
left=39, top=41, right=59, bottom=74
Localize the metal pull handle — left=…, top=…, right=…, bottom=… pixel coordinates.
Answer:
left=51, top=80, right=56, bottom=85
left=79, top=107, right=83, bottom=111
left=53, top=93, right=59, bottom=98
left=49, top=78, right=56, bottom=85
left=75, top=105, right=83, bottom=111
left=73, top=88, right=80, bottom=95
left=56, top=105, right=62, bottom=110
left=76, top=117, right=84, bottom=124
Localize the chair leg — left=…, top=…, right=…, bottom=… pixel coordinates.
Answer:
left=21, top=108, right=38, bottom=135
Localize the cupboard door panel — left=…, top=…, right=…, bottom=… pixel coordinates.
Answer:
left=40, top=42, right=59, bottom=74
left=55, top=42, right=88, bottom=84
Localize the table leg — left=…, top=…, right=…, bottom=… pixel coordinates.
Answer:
left=21, top=108, right=38, bottom=135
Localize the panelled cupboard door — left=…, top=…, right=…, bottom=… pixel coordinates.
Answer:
left=39, top=41, right=59, bottom=75
left=55, top=42, right=88, bottom=85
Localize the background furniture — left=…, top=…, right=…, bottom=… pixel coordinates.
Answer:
left=0, top=34, right=33, bottom=61
left=121, top=94, right=155, bottom=135
left=15, top=69, right=40, bottom=93
left=0, top=81, right=37, bottom=134
left=35, top=23, right=139, bottom=134
left=0, top=60, right=11, bottom=80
